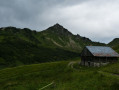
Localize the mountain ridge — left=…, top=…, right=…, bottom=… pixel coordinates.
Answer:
left=0, top=24, right=106, bottom=52
left=0, top=23, right=119, bottom=68
left=108, top=38, right=119, bottom=53
left=39, top=23, right=105, bottom=52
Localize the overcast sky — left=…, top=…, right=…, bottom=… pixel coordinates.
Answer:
left=0, top=0, right=119, bottom=43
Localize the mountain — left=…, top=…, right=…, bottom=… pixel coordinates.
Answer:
left=39, top=23, right=105, bottom=52
left=0, top=24, right=105, bottom=68
left=0, top=24, right=119, bottom=90
left=108, top=38, right=119, bottom=53
left=0, top=26, right=79, bottom=68
left=108, top=38, right=119, bottom=47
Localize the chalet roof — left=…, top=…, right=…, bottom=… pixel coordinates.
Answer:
left=86, top=46, right=119, bottom=57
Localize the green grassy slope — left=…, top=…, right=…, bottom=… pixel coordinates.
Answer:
left=108, top=38, right=119, bottom=53
left=0, top=27, right=81, bottom=68
left=0, top=24, right=105, bottom=53
left=108, top=38, right=119, bottom=47
left=39, top=24, right=105, bottom=52
left=0, top=25, right=105, bottom=68
left=112, top=44, right=119, bottom=53
left=0, top=39, right=79, bottom=68
left=0, top=60, right=119, bottom=90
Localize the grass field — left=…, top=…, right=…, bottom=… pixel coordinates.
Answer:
left=0, top=59, right=119, bottom=90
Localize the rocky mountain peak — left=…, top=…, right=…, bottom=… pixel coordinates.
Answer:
left=51, top=23, right=65, bottom=30
left=45, top=23, right=73, bottom=36
left=53, top=23, right=63, bottom=27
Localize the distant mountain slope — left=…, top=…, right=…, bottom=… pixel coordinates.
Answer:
left=0, top=36, right=79, bottom=68
left=112, top=45, right=119, bottom=53
left=0, top=24, right=105, bottom=68
left=108, top=38, right=119, bottom=53
left=38, top=23, right=105, bottom=52
left=108, top=38, right=119, bottom=47
left=0, top=27, right=79, bottom=68
left=0, top=24, right=105, bottom=53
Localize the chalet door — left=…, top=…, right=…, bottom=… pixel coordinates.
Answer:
left=88, top=61, right=90, bottom=66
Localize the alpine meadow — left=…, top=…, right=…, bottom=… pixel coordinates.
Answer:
left=1, top=0, right=119, bottom=90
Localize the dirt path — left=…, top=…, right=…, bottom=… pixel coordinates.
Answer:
left=68, top=61, right=80, bottom=70
left=68, top=61, right=77, bottom=69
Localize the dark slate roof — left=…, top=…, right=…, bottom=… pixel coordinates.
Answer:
left=86, top=46, right=119, bottom=57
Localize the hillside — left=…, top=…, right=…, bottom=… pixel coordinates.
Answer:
left=0, top=27, right=79, bottom=68
left=0, top=60, right=119, bottom=90
left=39, top=23, right=105, bottom=52
left=108, top=38, right=119, bottom=47
left=0, top=24, right=105, bottom=68
left=0, top=24, right=105, bottom=52
left=108, top=38, right=119, bottom=53
left=0, top=24, right=119, bottom=90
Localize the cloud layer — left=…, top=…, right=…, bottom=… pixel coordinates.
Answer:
left=0, top=0, right=119, bottom=43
